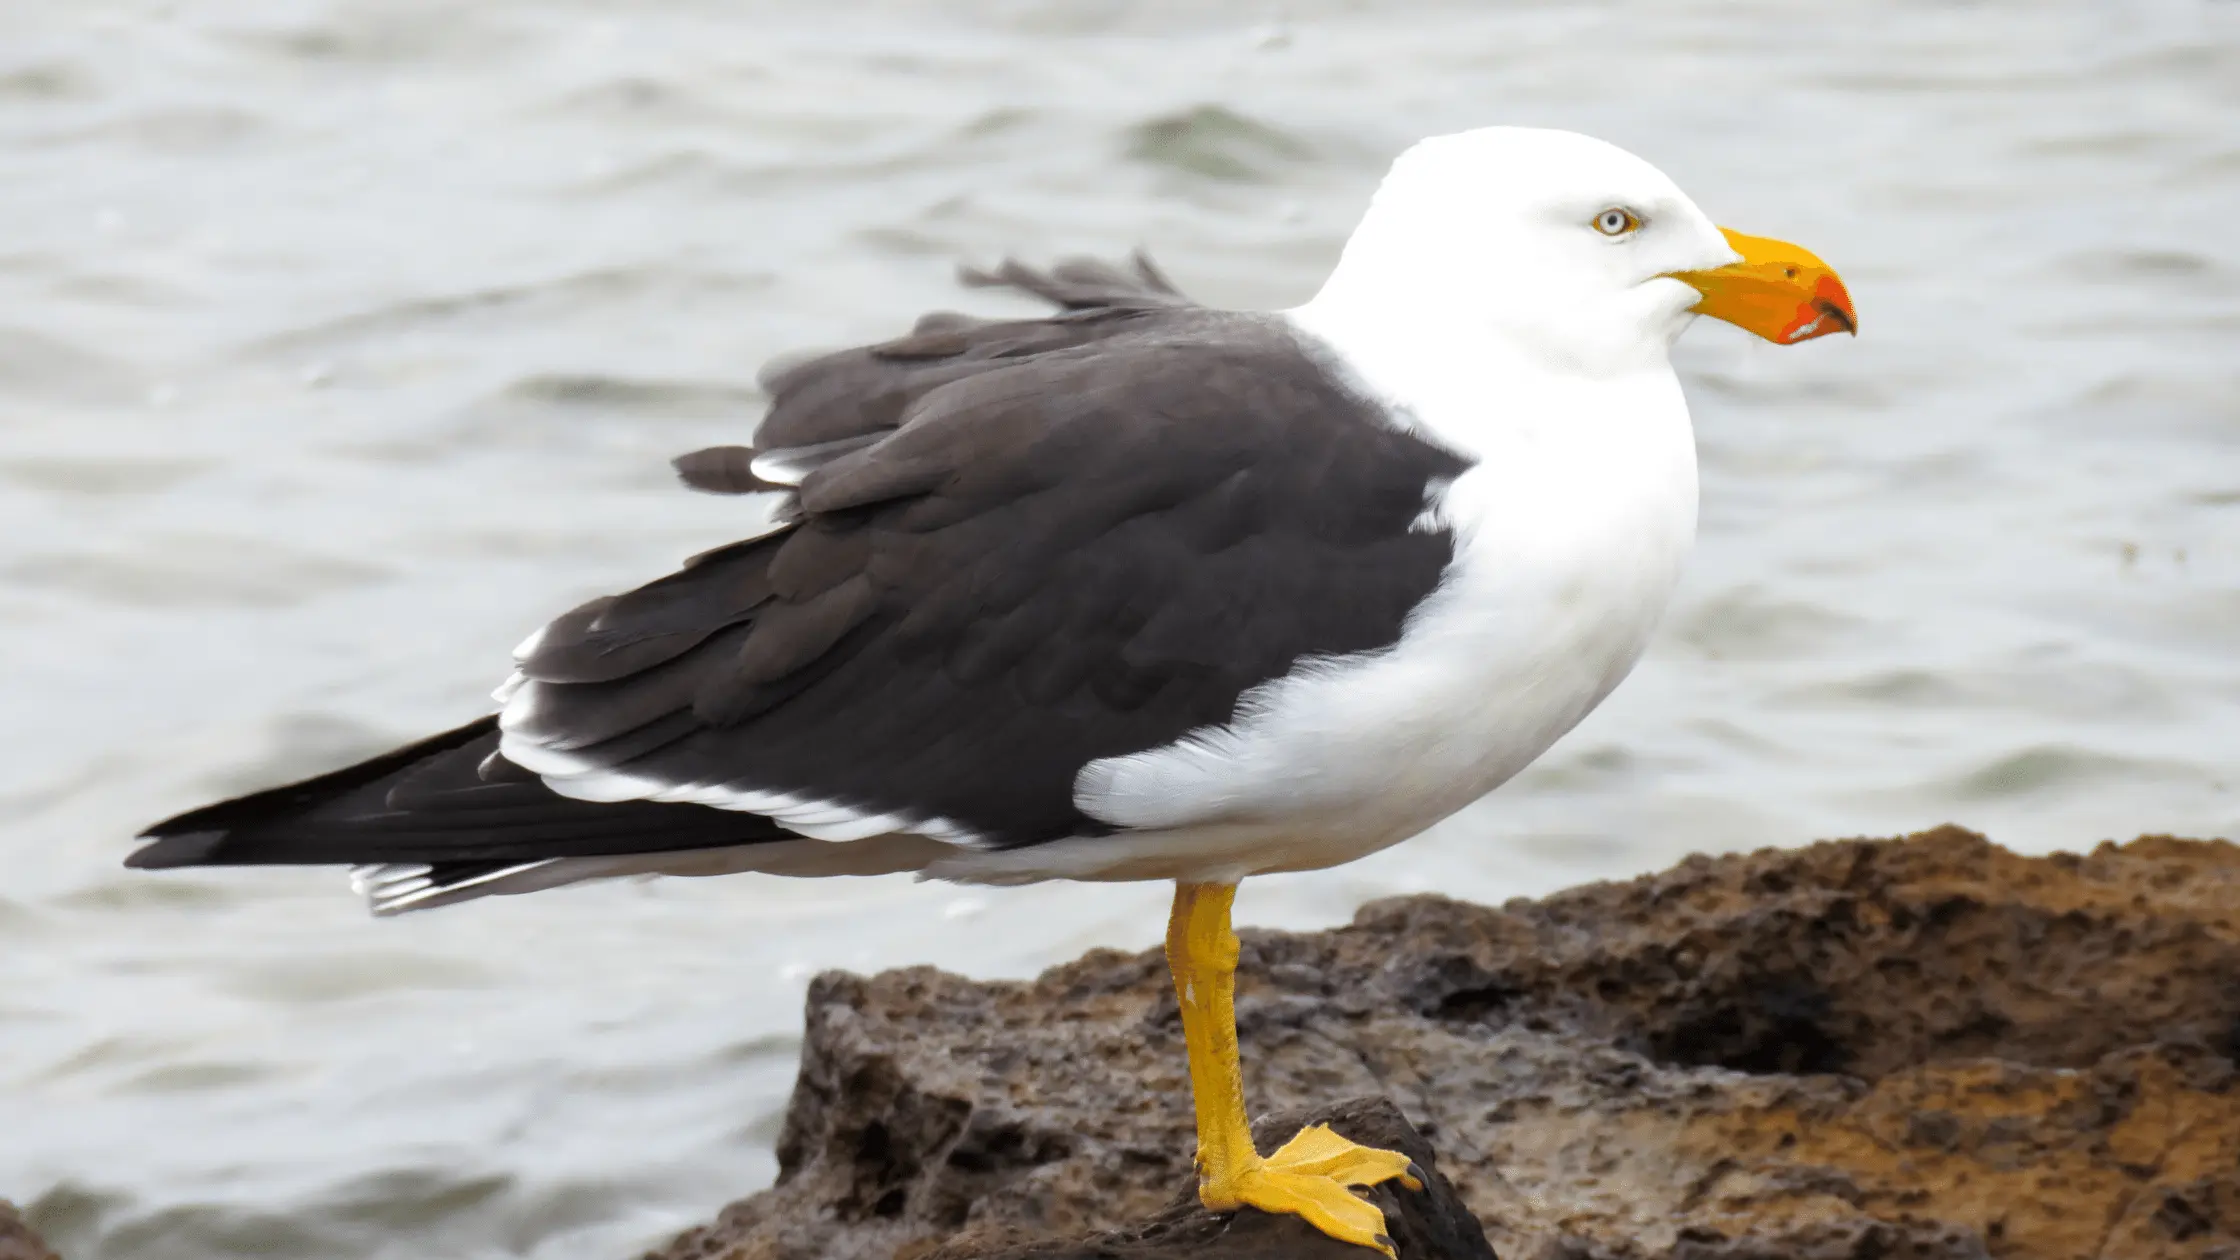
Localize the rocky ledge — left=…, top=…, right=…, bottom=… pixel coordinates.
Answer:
left=649, top=827, right=2240, bottom=1260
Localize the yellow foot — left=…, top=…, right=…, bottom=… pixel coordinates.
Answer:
left=1202, top=1124, right=1424, bottom=1257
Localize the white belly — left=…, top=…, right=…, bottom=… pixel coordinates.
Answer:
left=935, top=366, right=1699, bottom=886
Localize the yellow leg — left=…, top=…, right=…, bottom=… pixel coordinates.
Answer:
left=1166, top=882, right=1421, bottom=1257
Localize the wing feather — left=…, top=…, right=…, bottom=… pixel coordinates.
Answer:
left=501, top=320, right=1467, bottom=847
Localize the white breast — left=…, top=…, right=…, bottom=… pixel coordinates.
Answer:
left=937, top=318, right=1700, bottom=887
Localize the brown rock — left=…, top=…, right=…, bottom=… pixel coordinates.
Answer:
left=0, top=1202, right=59, bottom=1260
left=646, top=827, right=2240, bottom=1260
left=924, top=1098, right=1496, bottom=1260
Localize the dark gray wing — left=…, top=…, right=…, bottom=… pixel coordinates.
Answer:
left=673, top=252, right=1193, bottom=496
left=505, top=308, right=1467, bottom=847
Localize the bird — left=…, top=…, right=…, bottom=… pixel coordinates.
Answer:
left=129, top=126, right=1855, bottom=1255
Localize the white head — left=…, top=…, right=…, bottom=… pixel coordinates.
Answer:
left=1299, top=127, right=1853, bottom=379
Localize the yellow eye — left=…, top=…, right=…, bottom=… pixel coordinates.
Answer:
left=1592, top=207, right=1642, bottom=237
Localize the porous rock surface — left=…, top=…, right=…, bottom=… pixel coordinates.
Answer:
left=921, top=1097, right=1496, bottom=1260
left=647, top=827, right=2240, bottom=1260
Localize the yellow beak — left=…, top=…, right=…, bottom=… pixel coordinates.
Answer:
left=1671, top=228, right=1856, bottom=344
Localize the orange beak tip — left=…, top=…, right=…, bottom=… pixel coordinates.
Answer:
left=1784, top=289, right=1857, bottom=344
left=1816, top=275, right=1859, bottom=339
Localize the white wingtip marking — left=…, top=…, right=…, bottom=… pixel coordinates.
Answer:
left=503, top=708, right=996, bottom=846
left=527, top=759, right=992, bottom=847
left=913, top=816, right=985, bottom=845
left=491, top=670, right=528, bottom=705
left=358, top=859, right=561, bottom=915
left=496, top=681, right=546, bottom=734
left=350, top=863, right=437, bottom=905
left=781, top=812, right=909, bottom=842
left=496, top=727, right=607, bottom=779
left=534, top=761, right=668, bottom=803
left=747, top=450, right=812, bottom=487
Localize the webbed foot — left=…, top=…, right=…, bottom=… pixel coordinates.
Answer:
left=1201, top=1123, right=1423, bottom=1257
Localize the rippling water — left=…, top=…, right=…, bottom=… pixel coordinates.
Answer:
left=5, top=3, right=2237, bottom=1257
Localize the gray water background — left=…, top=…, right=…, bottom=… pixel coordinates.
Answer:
left=3, top=2, right=2236, bottom=1257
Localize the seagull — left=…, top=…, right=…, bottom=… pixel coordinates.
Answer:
left=130, top=127, right=1854, bottom=1254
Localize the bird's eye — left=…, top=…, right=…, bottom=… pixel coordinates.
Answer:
left=1592, top=208, right=1642, bottom=237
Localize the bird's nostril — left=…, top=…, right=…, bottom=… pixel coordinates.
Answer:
left=1784, top=267, right=1798, bottom=280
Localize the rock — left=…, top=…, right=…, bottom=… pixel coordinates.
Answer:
left=0, top=1202, right=58, bottom=1260
left=646, top=827, right=2240, bottom=1260
left=923, top=1098, right=1496, bottom=1260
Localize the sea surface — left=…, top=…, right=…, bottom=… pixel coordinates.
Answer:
left=3, top=2, right=2236, bottom=1257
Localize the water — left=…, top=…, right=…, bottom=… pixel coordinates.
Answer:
left=4, top=2, right=2236, bottom=1256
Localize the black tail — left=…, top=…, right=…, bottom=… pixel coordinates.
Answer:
left=127, top=715, right=780, bottom=871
